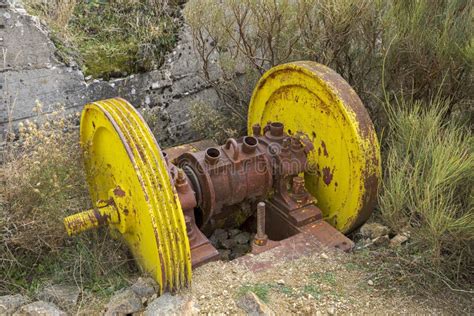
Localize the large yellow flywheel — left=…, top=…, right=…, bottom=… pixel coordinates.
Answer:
left=248, top=62, right=381, bottom=233
left=67, top=98, right=192, bottom=293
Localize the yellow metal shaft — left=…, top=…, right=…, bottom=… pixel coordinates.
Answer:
left=64, top=205, right=119, bottom=236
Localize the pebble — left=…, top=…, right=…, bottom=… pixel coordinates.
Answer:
left=320, top=253, right=329, bottom=260
left=13, top=301, right=66, bottom=316
left=0, top=294, right=30, bottom=314
left=327, top=306, right=336, bottom=315
left=145, top=293, right=199, bottom=316
left=37, top=284, right=81, bottom=308
left=367, top=280, right=374, bottom=286
left=236, top=292, right=275, bottom=316
left=105, top=288, right=143, bottom=316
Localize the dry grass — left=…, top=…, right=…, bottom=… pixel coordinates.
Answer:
left=0, top=105, right=134, bottom=303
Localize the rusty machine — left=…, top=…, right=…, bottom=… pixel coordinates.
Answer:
left=63, top=62, right=381, bottom=294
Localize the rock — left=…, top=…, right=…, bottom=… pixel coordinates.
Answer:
left=360, top=223, right=390, bottom=239
left=320, top=253, right=329, bottom=260
left=230, top=244, right=250, bottom=259
left=277, top=279, right=285, bottom=285
left=105, top=288, right=143, bottom=316
left=234, top=232, right=251, bottom=245
left=144, top=293, right=199, bottom=316
left=220, top=249, right=232, bottom=261
left=221, top=238, right=236, bottom=250
left=236, top=292, right=275, bottom=316
left=13, top=301, right=66, bottom=316
left=228, top=229, right=241, bottom=237
left=389, top=233, right=409, bottom=248
left=0, top=294, right=30, bottom=314
left=131, top=277, right=157, bottom=299
left=367, top=280, right=374, bottom=286
left=210, top=228, right=228, bottom=247
left=37, top=284, right=81, bottom=308
left=372, top=235, right=390, bottom=247
left=327, top=306, right=336, bottom=315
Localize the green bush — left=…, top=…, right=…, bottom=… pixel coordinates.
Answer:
left=378, top=98, right=473, bottom=284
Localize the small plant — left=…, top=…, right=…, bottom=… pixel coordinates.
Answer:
left=190, top=101, right=243, bottom=144
left=238, top=282, right=272, bottom=303
left=302, top=284, right=321, bottom=299
left=310, top=271, right=336, bottom=286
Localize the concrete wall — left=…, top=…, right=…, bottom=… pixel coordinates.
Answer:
left=0, top=0, right=222, bottom=146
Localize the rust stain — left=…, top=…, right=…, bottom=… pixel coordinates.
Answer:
left=322, top=167, right=333, bottom=185
left=113, top=186, right=126, bottom=197
left=93, top=208, right=109, bottom=226
left=321, top=141, right=329, bottom=157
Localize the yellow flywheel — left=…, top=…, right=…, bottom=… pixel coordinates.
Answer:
left=64, top=98, right=192, bottom=293
left=248, top=61, right=381, bottom=233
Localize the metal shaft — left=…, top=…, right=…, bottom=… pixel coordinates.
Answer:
left=257, top=202, right=265, bottom=237
left=255, top=202, right=268, bottom=246
left=63, top=205, right=119, bottom=236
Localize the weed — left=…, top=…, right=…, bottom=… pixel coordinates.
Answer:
left=278, top=285, right=294, bottom=296
left=302, top=284, right=321, bottom=299
left=310, top=272, right=336, bottom=286
left=238, top=282, right=272, bottom=303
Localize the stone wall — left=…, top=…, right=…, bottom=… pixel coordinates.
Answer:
left=0, top=0, right=222, bottom=146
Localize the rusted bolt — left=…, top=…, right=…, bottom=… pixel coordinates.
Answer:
left=205, top=147, right=221, bottom=164
left=177, top=169, right=186, bottom=185
left=254, top=202, right=268, bottom=246
left=291, top=137, right=303, bottom=152
left=252, top=123, right=261, bottom=136
left=291, top=176, right=306, bottom=201
left=270, top=122, right=284, bottom=137
left=176, top=169, right=189, bottom=193
left=282, top=137, right=290, bottom=153
left=292, top=176, right=305, bottom=195
left=242, top=136, right=258, bottom=154
left=184, top=215, right=196, bottom=242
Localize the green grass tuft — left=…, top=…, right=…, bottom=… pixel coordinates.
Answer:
left=238, top=283, right=272, bottom=303
left=378, top=97, right=473, bottom=287
left=24, top=0, right=179, bottom=79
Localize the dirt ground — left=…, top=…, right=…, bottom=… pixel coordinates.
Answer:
left=185, top=246, right=472, bottom=315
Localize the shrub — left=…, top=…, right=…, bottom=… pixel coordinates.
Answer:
left=378, top=98, right=473, bottom=285
left=0, top=105, right=133, bottom=300
left=190, top=101, right=242, bottom=144
left=24, top=0, right=179, bottom=79
left=184, top=0, right=473, bottom=127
